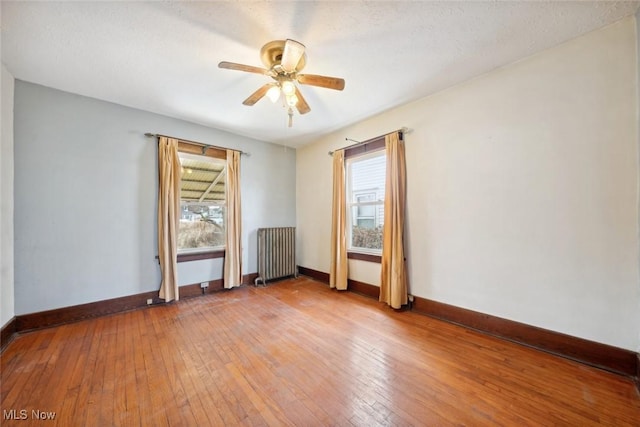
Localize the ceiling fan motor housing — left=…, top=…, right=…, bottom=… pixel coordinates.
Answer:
left=260, top=40, right=307, bottom=72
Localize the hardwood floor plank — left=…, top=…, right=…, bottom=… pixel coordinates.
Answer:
left=85, top=317, right=110, bottom=425
left=0, top=328, right=61, bottom=411
left=1, top=277, right=639, bottom=426
left=98, top=316, right=118, bottom=426
left=136, top=310, right=170, bottom=426
left=128, top=311, right=150, bottom=427
left=58, top=320, right=96, bottom=426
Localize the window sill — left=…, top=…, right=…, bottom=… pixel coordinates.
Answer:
left=156, top=249, right=225, bottom=263
left=177, top=249, right=225, bottom=263
left=347, top=252, right=381, bottom=263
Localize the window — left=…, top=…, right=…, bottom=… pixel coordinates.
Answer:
left=346, top=151, right=386, bottom=254
left=178, top=152, right=226, bottom=252
left=355, top=192, right=376, bottom=228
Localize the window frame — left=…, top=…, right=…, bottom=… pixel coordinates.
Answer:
left=177, top=150, right=226, bottom=254
left=345, top=149, right=386, bottom=257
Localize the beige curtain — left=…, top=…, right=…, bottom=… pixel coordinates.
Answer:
left=330, top=150, right=348, bottom=290
left=379, top=132, right=408, bottom=309
left=157, top=137, right=181, bottom=302
left=224, top=150, right=242, bottom=288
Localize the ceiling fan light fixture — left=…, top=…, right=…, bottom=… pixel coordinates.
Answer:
left=266, top=85, right=281, bottom=103
left=281, top=80, right=296, bottom=96
left=281, top=39, right=305, bottom=72
left=286, top=94, right=298, bottom=107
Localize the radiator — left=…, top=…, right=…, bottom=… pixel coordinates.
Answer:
left=255, top=227, right=297, bottom=285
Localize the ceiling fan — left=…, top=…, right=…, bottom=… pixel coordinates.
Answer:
left=219, top=39, right=345, bottom=127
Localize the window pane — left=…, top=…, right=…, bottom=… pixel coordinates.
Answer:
left=357, top=204, right=375, bottom=218
left=356, top=218, right=375, bottom=228
left=347, top=151, right=386, bottom=253
left=350, top=206, right=383, bottom=250
left=178, top=204, right=225, bottom=250
left=355, top=193, right=375, bottom=203
left=351, top=155, right=385, bottom=199
left=178, top=152, right=226, bottom=251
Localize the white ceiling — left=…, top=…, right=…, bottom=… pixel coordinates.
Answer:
left=2, top=1, right=639, bottom=147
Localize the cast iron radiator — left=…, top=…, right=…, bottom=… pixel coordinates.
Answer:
left=255, top=227, right=297, bottom=285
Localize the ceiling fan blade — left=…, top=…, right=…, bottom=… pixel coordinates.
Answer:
left=242, top=84, right=275, bottom=106
left=281, top=39, right=305, bottom=73
left=294, top=87, right=311, bottom=115
left=297, top=74, right=345, bottom=91
left=219, top=61, right=270, bottom=75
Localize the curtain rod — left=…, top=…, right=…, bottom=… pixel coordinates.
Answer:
left=145, top=133, right=250, bottom=156
left=327, top=127, right=409, bottom=156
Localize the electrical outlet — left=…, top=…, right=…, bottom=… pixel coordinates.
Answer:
left=200, top=282, right=209, bottom=289
left=146, top=298, right=153, bottom=305
left=408, top=294, right=414, bottom=302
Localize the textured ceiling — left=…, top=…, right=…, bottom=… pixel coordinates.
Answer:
left=2, top=1, right=639, bottom=146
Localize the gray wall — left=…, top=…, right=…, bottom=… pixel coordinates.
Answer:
left=636, top=9, right=640, bottom=351
left=14, top=81, right=296, bottom=315
left=1, top=64, right=15, bottom=326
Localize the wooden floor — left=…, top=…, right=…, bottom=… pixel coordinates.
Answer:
left=1, top=277, right=639, bottom=426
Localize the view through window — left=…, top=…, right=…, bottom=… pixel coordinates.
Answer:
left=346, top=151, right=386, bottom=253
left=178, top=152, right=226, bottom=251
